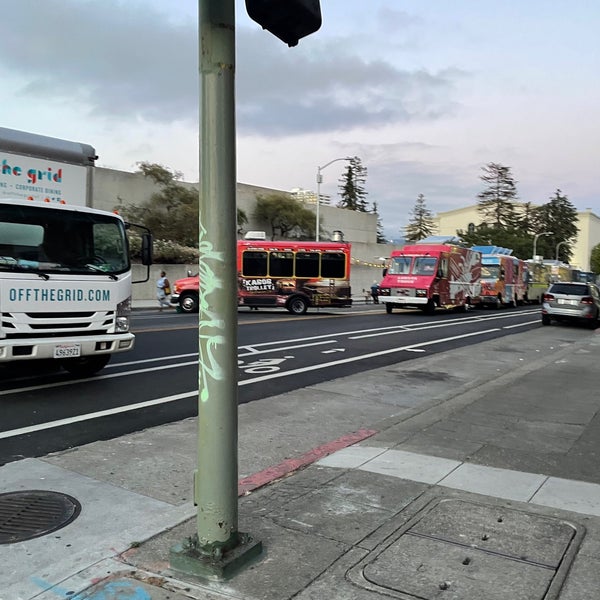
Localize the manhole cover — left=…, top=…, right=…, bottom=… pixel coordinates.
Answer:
left=0, top=490, right=81, bottom=544
left=348, top=498, right=584, bottom=600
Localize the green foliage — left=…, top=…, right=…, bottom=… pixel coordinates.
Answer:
left=237, top=207, right=249, bottom=236
left=128, top=234, right=199, bottom=264
left=405, top=194, right=436, bottom=242
left=116, top=162, right=199, bottom=247
left=476, top=162, right=519, bottom=228
left=115, top=163, right=250, bottom=262
left=457, top=224, right=534, bottom=259
left=590, top=244, right=600, bottom=274
left=531, top=189, right=578, bottom=263
left=254, top=193, right=316, bottom=239
left=337, top=156, right=368, bottom=212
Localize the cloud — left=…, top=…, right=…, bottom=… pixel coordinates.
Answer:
left=0, top=0, right=465, bottom=137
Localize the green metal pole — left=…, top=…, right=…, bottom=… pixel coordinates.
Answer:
left=195, top=0, right=238, bottom=553
left=170, top=0, right=261, bottom=578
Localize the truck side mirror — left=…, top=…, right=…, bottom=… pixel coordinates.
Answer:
left=382, top=267, right=388, bottom=277
left=141, top=233, right=153, bottom=266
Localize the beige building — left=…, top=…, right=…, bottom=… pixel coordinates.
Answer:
left=434, top=205, right=600, bottom=271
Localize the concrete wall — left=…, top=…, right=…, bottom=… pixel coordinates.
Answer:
left=93, top=167, right=378, bottom=244
left=91, top=166, right=399, bottom=304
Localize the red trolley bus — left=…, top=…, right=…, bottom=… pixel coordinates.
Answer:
left=171, top=239, right=352, bottom=315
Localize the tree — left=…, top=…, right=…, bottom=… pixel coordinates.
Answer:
left=405, top=194, right=436, bottom=242
left=372, top=202, right=387, bottom=243
left=337, top=156, right=368, bottom=212
left=254, top=193, right=316, bottom=240
left=116, top=162, right=199, bottom=247
left=476, top=163, right=519, bottom=229
left=237, top=207, right=248, bottom=237
left=532, top=189, right=578, bottom=262
left=590, top=243, right=600, bottom=274
left=456, top=223, right=533, bottom=259
left=116, top=162, right=249, bottom=246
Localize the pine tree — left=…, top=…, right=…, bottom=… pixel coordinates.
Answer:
left=532, top=189, right=578, bottom=262
left=405, top=194, right=436, bottom=242
left=372, top=201, right=387, bottom=243
left=337, top=156, right=368, bottom=212
left=476, top=163, right=519, bottom=229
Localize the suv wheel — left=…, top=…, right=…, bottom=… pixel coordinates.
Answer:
left=541, top=314, right=551, bottom=326
left=180, top=292, right=199, bottom=313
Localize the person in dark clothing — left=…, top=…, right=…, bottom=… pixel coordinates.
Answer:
left=370, top=281, right=380, bottom=304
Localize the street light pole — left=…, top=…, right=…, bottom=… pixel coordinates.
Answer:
left=316, top=157, right=351, bottom=241
left=555, top=241, right=567, bottom=262
left=533, top=231, right=554, bottom=260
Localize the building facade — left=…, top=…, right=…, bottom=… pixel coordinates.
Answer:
left=434, top=205, right=600, bottom=271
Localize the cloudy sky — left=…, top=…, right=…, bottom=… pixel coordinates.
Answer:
left=1, top=1, right=598, bottom=238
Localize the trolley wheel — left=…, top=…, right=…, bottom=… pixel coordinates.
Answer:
left=287, top=296, right=308, bottom=315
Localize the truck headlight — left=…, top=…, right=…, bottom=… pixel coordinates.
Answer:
left=416, top=289, right=427, bottom=297
left=116, top=296, right=132, bottom=332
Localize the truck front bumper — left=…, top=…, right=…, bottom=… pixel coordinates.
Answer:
left=379, top=296, right=428, bottom=306
left=0, top=333, right=135, bottom=362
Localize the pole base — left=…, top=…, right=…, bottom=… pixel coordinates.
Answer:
left=169, top=532, right=263, bottom=581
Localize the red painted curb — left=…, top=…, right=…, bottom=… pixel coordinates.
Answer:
left=237, top=427, right=378, bottom=496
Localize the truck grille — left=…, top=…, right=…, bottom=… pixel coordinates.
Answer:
left=1, top=310, right=116, bottom=337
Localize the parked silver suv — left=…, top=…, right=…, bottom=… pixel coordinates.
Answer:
left=541, top=281, right=600, bottom=328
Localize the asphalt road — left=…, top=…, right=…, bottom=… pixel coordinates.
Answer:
left=0, top=304, right=542, bottom=464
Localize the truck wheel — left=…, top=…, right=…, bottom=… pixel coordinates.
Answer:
left=61, top=355, right=111, bottom=377
left=180, top=292, right=199, bottom=313
left=422, top=299, right=435, bottom=315
left=287, top=296, right=308, bottom=315
left=385, top=303, right=393, bottom=314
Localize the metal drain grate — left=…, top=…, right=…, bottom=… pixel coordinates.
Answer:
left=0, top=490, right=81, bottom=544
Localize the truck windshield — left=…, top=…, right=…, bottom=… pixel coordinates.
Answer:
left=412, top=257, right=437, bottom=275
left=388, top=256, right=412, bottom=274
left=481, top=265, right=500, bottom=279
left=0, top=204, right=129, bottom=276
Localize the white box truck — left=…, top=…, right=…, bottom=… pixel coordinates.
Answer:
left=0, top=128, right=152, bottom=376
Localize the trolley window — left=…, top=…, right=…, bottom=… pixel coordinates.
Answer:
left=242, top=251, right=267, bottom=276
left=269, top=251, right=294, bottom=277
left=295, top=252, right=320, bottom=278
left=321, top=252, right=346, bottom=278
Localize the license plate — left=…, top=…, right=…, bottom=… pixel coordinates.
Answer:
left=557, top=298, right=578, bottom=305
left=53, top=344, right=81, bottom=358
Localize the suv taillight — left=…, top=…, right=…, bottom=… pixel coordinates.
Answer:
left=581, top=296, right=594, bottom=305
left=543, top=293, right=554, bottom=301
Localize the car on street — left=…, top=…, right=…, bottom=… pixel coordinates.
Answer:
left=541, top=281, right=600, bottom=328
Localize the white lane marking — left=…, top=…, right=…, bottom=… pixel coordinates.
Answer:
left=0, top=328, right=500, bottom=439
left=240, top=328, right=501, bottom=385
left=107, top=352, right=197, bottom=368
left=238, top=339, right=335, bottom=357
left=0, top=360, right=199, bottom=397
left=503, top=320, right=542, bottom=329
left=0, top=312, right=538, bottom=397
left=0, top=391, right=197, bottom=440
left=322, top=348, right=346, bottom=354
left=351, top=311, right=539, bottom=339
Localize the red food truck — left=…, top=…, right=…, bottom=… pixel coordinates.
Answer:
left=378, top=236, right=482, bottom=314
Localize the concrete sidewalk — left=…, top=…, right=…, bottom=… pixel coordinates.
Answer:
left=2, top=325, right=600, bottom=599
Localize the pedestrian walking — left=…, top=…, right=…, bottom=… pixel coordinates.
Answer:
left=157, top=270, right=171, bottom=311
left=370, top=281, right=380, bottom=304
